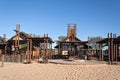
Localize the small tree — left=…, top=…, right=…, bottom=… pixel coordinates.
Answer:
left=55, top=36, right=66, bottom=44
left=58, top=36, right=66, bottom=41
left=89, top=36, right=103, bottom=50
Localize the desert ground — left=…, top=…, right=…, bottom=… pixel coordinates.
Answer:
left=0, top=60, right=120, bottom=80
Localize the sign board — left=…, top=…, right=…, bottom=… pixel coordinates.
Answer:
left=62, top=50, right=68, bottom=55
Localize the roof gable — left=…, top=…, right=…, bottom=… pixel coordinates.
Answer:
left=9, top=32, right=29, bottom=41
left=62, top=36, right=81, bottom=42
left=0, top=37, right=6, bottom=43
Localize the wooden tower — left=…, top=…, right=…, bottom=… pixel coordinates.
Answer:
left=67, top=24, right=76, bottom=38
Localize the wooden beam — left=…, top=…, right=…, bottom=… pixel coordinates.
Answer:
left=18, top=25, right=20, bottom=63
left=101, top=44, right=103, bottom=61
left=39, top=43, right=41, bottom=59
left=115, top=44, right=117, bottom=62
left=51, top=43, right=52, bottom=59
left=113, top=34, right=116, bottom=60
left=46, top=34, right=48, bottom=57
left=108, top=33, right=111, bottom=64
left=110, top=33, right=113, bottom=65
left=44, top=34, right=46, bottom=56
left=116, top=44, right=119, bottom=62
left=1, top=54, right=4, bottom=67
left=58, top=42, right=60, bottom=55
left=27, top=40, right=29, bottom=64
left=113, top=43, right=115, bottom=61
left=29, top=39, right=32, bottom=62
left=99, top=43, right=101, bottom=61
left=115, top=44, right=118, bottom=62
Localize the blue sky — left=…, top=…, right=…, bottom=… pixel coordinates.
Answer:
left=0, top=0, right=120, bottom=42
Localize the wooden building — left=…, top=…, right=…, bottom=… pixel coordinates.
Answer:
left=6, top=24, right=54, bottom=63
left=97, top=33, right=120, bottom=65
left=0, top=34, right=6, bottom=55
left=30, top=34, right=54, bottom=59
left=54, top=24, right=89, bottom=59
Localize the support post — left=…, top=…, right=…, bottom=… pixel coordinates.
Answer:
left=50, top=43, right=52, bottom=59
left=99, top=44, right=101, bottom=61
left=43, top=34, right=48, bottom=63
left=18, top=54, right=20, bottom=63
left=27, top=40, right=29, bottom=64
left=108, top=33, right=111, bottom=64
left=101, top=44, right=103, bottom=61
left=1, top=54, right=4, bottom=67
left=115, top=44, right=118, bottom=62
left=29, top=39, right=32, bottom=62
left=113, top=43, right=115, bottom=61
left=88, top=36, right=91, bottom=60
left=17, top=25, right=20, bottom=63
left=113, top=34, right=115, bottom=60
left=39, top=43, right=41, bottom=59
left=46, top=34, right=48, bottom=58
left=117, top=44, right=119, bottom=62
left=110, top=33, right=113, bottom=64
left=44, top=34, right=46, bottom=56
left=58, top=42, right=60, bottom=55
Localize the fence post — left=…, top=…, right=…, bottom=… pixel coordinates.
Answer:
left=2, top=54, right=4, bottom=67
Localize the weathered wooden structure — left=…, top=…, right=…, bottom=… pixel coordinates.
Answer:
left=0, top=34, right=6, bottom=67
left=97, top=33, right=120, bottom=65
left=29, top=34, right=54, bottom=60
left=54, top=24, right=90, bottom=59
left=0, top=34, right=6, bottom=55
left=7, top=25, right=28, bottom=63
left=6, top=24, right=54, bottom=63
